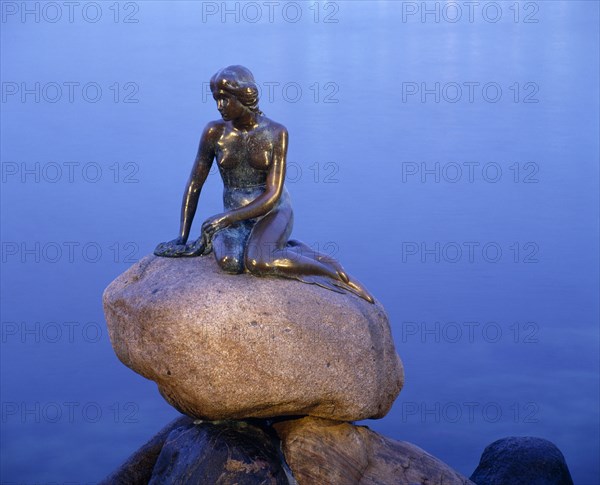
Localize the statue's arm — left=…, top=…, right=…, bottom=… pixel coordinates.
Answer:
left=178, top=123, right=218, bottom=243
left=222, top=127, right=288, bottom=225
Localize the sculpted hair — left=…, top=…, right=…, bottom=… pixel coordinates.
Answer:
left=210, top=65, right=263, bottom=115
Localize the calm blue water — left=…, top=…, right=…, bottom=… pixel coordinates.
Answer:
left=1, top=1, right=598, bottom=483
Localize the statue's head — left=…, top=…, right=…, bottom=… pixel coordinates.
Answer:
left=210, top=65, right=261, bottom=114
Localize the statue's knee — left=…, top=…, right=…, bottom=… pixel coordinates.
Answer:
left=217, top=254, right=243, bottom=274
left=244, top=254, right=269, bottom=275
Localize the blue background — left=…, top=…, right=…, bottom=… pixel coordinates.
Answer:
left=1, top=1, right=599, bottom=483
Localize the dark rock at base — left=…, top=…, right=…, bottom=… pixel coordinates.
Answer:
left=470, top=436, right=574, bottom=485
left=99, top=415, right=193, bottom=484
left=148, top=419, right=292, bottom=484
left=102, top=416, right=481, bottom=485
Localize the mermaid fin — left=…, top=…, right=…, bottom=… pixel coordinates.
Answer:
left=334, top=278, right=375, bottom=304
left=290, top=274, right=347, bottom=295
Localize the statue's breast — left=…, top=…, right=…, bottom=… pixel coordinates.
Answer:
left=216, top=129, right=273, bottom=172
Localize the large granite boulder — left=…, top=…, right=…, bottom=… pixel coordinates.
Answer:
left=273, top=416, right=475, bottom=485
left=103, top=254, right=403, bottom=421
left=470, top=436, right=574, bottom=485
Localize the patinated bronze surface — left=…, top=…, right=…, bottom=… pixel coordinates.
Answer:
left=155, top=65, right=373, bottom=303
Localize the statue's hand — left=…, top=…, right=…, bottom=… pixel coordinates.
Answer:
left=155, top=214, right=229, bottom=259
left=181, top=233, right=212, bottom=257
left=154, top=235, right=213, bottom=258
left=201, top=214, right=230, bottom=240
left=154, top=237, right=188, bottom=257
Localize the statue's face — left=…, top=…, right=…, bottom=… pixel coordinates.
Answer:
left=213, top=90, right=245, bottom=121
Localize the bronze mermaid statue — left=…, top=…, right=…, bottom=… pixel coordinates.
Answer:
left=154, top=65, right=374, bottom=303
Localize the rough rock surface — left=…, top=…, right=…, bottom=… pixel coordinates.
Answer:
left=273, top=416, right=475, bottom=485
left=470, top=436, right=574, bottom=485
left=149, top=419, right=292, bottom=484
left=103, top=254, right=403, bottom=421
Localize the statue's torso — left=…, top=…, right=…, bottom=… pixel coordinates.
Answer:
left=213, top=118, right=289, bottom=212
left=215, top=121, right=275, bottom=189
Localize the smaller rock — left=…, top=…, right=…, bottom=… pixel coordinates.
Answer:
left=149, top=419, right=293, bottom=484
left=273, top=416, right=474, bottom=485
left=470, top=436, right=574, bottom=485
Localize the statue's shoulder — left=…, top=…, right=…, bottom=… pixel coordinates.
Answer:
left=203, top=119, right=226, bottom=137
left=261, top=117, right=288, bottom=138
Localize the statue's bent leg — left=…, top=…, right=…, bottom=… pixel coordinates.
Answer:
left=287, top=239, right=350, bottom=283
left=213, top=223, right=251, bottom=274
left=244, top=205, right=340, bottom=280
left=245, top=206, right=375, bottom=303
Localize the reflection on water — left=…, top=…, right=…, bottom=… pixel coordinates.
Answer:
left=1, top=1, right=598, bottom=483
